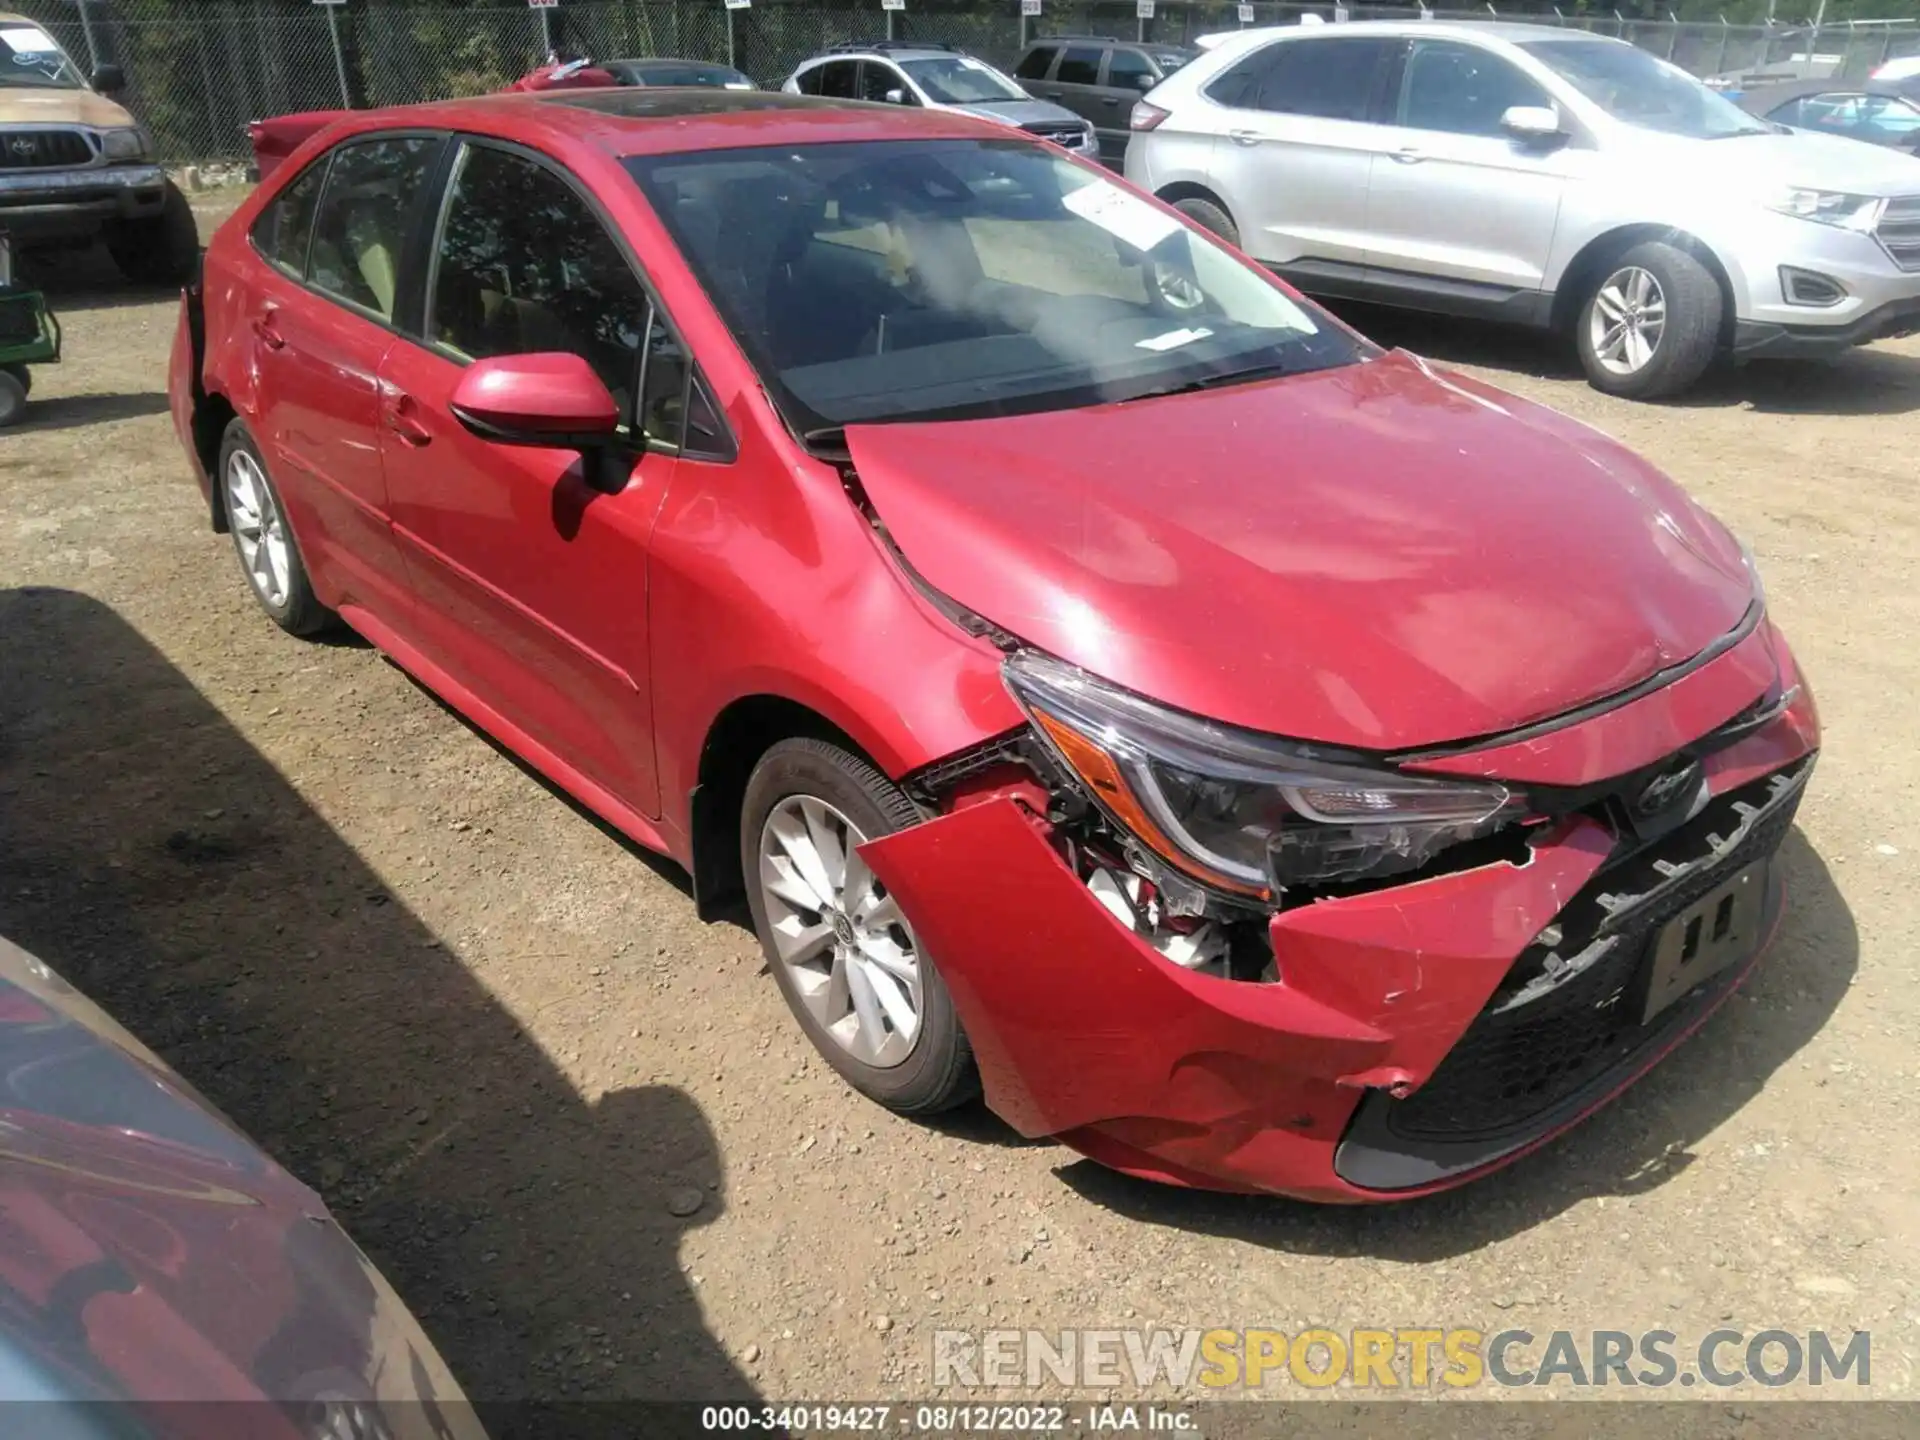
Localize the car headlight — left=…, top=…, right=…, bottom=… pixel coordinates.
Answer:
left=99, top=126, right=151, bottom=161
left=1760, top=187, right=1883, bottom=232
left=1004, top=650, right=1520, bottom=899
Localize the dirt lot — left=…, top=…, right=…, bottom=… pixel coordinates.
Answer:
left=2, top=195, right=1918, bottom=1419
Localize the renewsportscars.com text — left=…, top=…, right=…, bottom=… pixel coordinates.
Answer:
left=931, top=1327, right=1871, bottom=1390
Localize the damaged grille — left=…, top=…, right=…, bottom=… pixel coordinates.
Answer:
left=1335, top=759, right=1809, bottom=1184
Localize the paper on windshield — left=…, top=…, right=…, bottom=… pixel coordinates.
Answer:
left=1136, top=326, right=1214, bottom=352
left=1061, top=179, right=1181, bottom=254
left=1, top=26, right=59, bottom=55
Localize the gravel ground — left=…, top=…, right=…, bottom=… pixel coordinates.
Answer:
left=1, top=197, right=1916, bottom=1421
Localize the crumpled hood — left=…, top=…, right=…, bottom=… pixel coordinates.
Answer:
left=848, top=350, right=1756, bottom=750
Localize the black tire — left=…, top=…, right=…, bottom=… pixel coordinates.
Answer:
left=1171, top=195, right=1239, bottom=248
left=105, top=182, right=201, bottom=287
left=1574, top=240, right=1722, bottom=401
left=216, top=418, right=333, bottom=636
left=0, top=368, right=24, bottom=428
left=741, top=737, right=978, bottom=1116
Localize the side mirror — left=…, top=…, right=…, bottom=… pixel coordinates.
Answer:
left=450, top=353, right=625, bottom=487
left=90, top=63, right=126, bottom=95
left=884, top=87, right=909, bottom=105
left=1500, top=103, right=1564, bottom=142
left=1134, top=73, right=1157, bottom=91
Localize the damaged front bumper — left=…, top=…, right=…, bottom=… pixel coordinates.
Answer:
left=858, top=676, right=1819, bottom=1203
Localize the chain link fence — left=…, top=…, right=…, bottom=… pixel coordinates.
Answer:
left=9, top=0, right=1918, bottom=164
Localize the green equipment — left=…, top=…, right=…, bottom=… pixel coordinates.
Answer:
left=0, top=234, right=61, bottom=427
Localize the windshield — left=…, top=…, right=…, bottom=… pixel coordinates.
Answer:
left=1151, top=52, right=1193, bottom=74
left=1, top=24, right=84, bottom=90
left=1521, top=39, right=1770, bottom=139
left=628, top=139, right=1362, bottom=432
left=899, top=56, right=1027, bottom=105
left=627, top=62, right=752, bottom=88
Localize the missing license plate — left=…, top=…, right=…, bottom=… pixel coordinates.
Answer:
left=1640, top=860, right=1768, bottom=1024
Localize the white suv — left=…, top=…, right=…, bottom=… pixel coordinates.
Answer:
left=1128, top=21, right=1920, bottom=398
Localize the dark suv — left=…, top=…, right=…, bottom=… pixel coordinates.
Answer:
left=1014, top=35, right=1196, bottom=164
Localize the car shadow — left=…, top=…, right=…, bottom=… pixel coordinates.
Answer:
left=1332, top=301, right=1920, bottom=417
left=0, top=586, right=759, bottom=1425
left=13, top=391, right=171, bottom=433
left=1057, top=826, right=1854, bottom=1260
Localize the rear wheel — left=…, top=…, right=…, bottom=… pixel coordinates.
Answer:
left=1170, top=196, right=1239, bottom=248
left=741, top=738, right=977, bottom=1115
left=218, top=419, right=331, bottom=636
left=106, top=182, right=200, bottom=287
left=1574, top=241, right=1721, bottom=400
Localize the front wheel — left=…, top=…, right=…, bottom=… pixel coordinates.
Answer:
left=1574, top=241, right=1722, bottom=400
left=0, top=367, right=25, bottom=428
left=741, top=738, right=977, bottom=1115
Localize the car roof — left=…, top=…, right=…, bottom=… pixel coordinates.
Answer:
left=605, top=57, right=741, bottom=70
left=339, top=87, right=1010, bottom=158
left=1225, top=18, right=1616, bottom=44
left=800, top=47, right=954, bottom=62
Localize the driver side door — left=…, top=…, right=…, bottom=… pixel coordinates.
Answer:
left=1362, top=39, right=1575, bottom=295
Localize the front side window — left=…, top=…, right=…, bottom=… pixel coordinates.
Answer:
left=629, top=139, right=1363, bottom=433
left=898, top=56, right=1027, bottom=105
left=1775, top=91, right=1920, bottom=143
left=1521, top=38, right=1769, bottom=139
left=860, top=61, right=911, bottom=104
left=1056, top=47, right=1102, bottom=87
left=251, top=158, right=330, bottom=277
left=0, top=23, right=83, bottom=90
left=429, top=144, right=654, bottom=423
left=1014, top=45, right=1058, bottom=81
left=1398, top=40, right=1552, bottom=137
left=308, top=136, right=441, bottom=320
left=1107, top=50, right=1156, bottom=92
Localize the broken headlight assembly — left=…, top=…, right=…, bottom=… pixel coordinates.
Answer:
left=1003, top=650, right=1522, bottom=901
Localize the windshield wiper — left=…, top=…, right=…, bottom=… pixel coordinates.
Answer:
left=1124, top=361, right=1305, bottom=403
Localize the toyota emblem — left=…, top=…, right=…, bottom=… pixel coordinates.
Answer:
left=1634, top=761, right=1701, bottom=817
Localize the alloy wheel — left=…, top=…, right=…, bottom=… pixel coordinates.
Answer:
left=1588, top=265, right=1667, bottom=377
left=225, top=449, right=292, bottom=609
left=757, top=794, right=923, bottom=1069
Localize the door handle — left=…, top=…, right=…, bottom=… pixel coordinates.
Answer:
left=250, top=309, right=285, bottom=351
left=1228, top=129, right=1261, bottom=147
left=1101, top=96, right=1121, bottom=106
left=382, top=391, right=433, bottom=448
left=1392, top=146, right=1425, bottom=164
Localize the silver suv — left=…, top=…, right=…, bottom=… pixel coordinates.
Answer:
left=784, top=41, right=1097, bottom=159
left=1128, top=21, right=1920, bottom=398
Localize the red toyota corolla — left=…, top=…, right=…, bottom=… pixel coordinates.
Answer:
left=170, top=88, right=1819, bottom=1203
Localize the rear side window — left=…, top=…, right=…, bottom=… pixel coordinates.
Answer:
left=307, top=136, right=441, bottom=320
left=1209, top=37, right=1396, bottom=120
left=1398, top=40, right=1551, bottom=137
left=1015, top=45, right=1057, bottom=81
left=1056, top=47, right=1102, bottom=86
left=251, top=159, right=329, bottom=277
left=1107, top=49, right=1156, bottom=91
left=816, top=60, right=859, bottom=99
